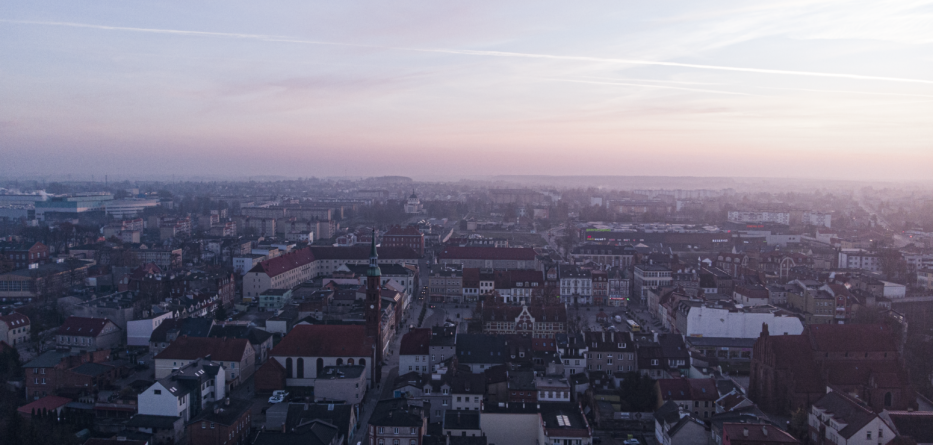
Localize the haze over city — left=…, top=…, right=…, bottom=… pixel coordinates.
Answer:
left=2, top=1, right=933, bottom=181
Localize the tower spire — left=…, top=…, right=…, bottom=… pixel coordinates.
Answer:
left=368, top=228, right=381, bottom=277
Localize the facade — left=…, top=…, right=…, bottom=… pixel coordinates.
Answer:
left=727, top=211, right=790, bottom=225
left=314, top=365, right=367, bottom=404
left=0, top=241, right=50, bottom=271
left=56, top=316, right=122, bottom=352
left=722, top=423, right=799, bottom=445
left=368, top=398, right=427, bottom=445
left=429, top=267, right=464, bottom=303
left=635, top=265, right=672, bottom=304
left=569, top=244, right=635, bottom=268
left=837, top=250, right=882, bottom=273
left=383, top=225, right=425, bottom=256
left=243, top=248, right=315, bottom=299
left=801, top=211, right=832, bottom=229
left=399, top=328, right=431, bottom=375
left=0, top=312, right=30, bottom=346
left=437, top=246, right=539, bottom=271
left=482, top=304, right=567, bottom=339
left=584, top=331, right=636, bottom=374
left=560, top=266, right=592, bottom=305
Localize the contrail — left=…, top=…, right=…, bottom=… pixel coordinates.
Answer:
left=5, top=19, right=933, bottom=85
left=755, top=85, right=933, bottom=99
left=539, top=78, right=756, bottom=96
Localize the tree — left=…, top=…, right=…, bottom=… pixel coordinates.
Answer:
left=616, top=372, right=658, bottom=412
left=787, top=408, right=808, bottom=440
left=214, top=305, right=228, bottom=321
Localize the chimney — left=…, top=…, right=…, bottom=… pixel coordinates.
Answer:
left=743, top=427, right=748, bottom=437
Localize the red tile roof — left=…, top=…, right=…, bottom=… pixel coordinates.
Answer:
left=384, top=225, right=423, bottom=237
left=271, top=325, right=374, bottom=358
left=438, top=246, right=536, bottom=261
left=658, top=378, right=719, bottom=401
left=0, top=312, right=29, bottom=327
left=808, top=324, right=897, bottom=352
left=17, top=396, right=71, bottom=415
left=155, top=336, right=251, bottom=362
left=249, top=248, right=315, bottom=277
left=57, top=316, right=115, bottom=337
left=399, top=328, right=432, bottom=355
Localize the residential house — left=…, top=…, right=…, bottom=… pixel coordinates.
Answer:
left=368, top=398, right=427, bottom=445
left=808, top=388, right=895, bottom=445
left=0, top=312, right=30, bottom=346
left=154, top=336, right=255, bottom=387
left=56, top=316, right=122, bottom=352
left=138, top=358, right=226, bottom=422
left=186, top=398, right=252, bottom=445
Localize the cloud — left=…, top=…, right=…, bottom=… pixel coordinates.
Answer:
left=4, top=19, right=933, bottom=85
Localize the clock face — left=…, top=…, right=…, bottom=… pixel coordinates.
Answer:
left=370, top=305, right=375, bottom=309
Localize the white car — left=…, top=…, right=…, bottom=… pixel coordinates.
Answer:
left=623, top=439, right=640, bottom=445
left=268, top=390, right=289, bottom=404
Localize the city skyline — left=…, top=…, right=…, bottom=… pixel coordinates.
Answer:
left=2, top=1, right=932, bottom=181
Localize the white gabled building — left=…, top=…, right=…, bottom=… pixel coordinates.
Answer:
left=808, top=387, right=895, bottom=445
left=138, top=358, right=226, bottom=422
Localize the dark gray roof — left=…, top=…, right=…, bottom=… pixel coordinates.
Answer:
left=319, top=365, right=365, bottom=379
left=126, top=414, right=182, bottom=429
left=654, top=400, right=682, bottom=425
left=813, top=391, right=876, bottom=439
left=23, top=350, right=72, bottom=368
left=209, top=324, right=273, bottom=345
left=886, top=412, right=933, bottom=443
left=370, top=398, right=425, bottom=427
left=456, top=334, right=508, bottom=365
left=70, top=362, right=113, bottom=377
left=187, top=398, right=251, bottom=426
left=539, top=402, right=590, bottom=433
left=149, top=317, right=214, bottom=343
left=345, top=263, right=413, bottom=276
left=444, top=410, right=480, bottom=430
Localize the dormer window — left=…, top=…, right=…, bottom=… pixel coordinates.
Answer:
left=618, top=343, right=625, bottom=348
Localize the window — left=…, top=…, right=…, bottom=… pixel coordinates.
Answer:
left=202, top=422, right=206, bottom=429
left=210, top=422, right=215, bottom=429
left=378, top=427, right=384, bottom=434
left=394, top=427, right=399, bottom=434
left=442, top=388, right=449, bottom=395
left=410, top=428, right=416, bottom=434
left=443, top=400, right=448, bottom=406
left=154, top=389, right=161, bottom=395
left=867, top=431, right=872, bottom=440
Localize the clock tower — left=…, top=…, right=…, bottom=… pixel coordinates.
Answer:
left=365, top=229, right=383, bottom=383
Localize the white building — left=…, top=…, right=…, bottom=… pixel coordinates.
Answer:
left=727, top=211, right=790, bottom=225
left=104, top=199, right=160, bottom=219
left=126, top=312, right=173, bottom=347
left=838, top=250, right=881, bottom=273
left=809, top=388, right=894, bottom=445
left=802, top=211, right=832, bottom=228
left=138, top=358, right=226, bottom=422
left=683, top=305, right=803, bottom=338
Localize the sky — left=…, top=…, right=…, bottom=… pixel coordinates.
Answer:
left=1, top=1, right=932, bottom=181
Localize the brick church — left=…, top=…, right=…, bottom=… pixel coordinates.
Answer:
left=749, top=323, right=916, bottom=414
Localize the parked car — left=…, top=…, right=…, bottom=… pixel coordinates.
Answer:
left=269, top=390, right=290, bottom=404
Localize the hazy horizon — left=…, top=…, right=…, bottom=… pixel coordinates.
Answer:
left=2, top=1, right=932, bottom=181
